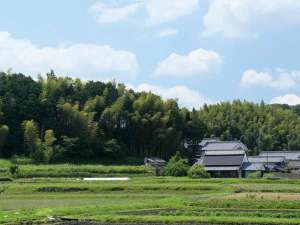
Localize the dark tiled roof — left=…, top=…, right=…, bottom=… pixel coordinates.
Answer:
left=202, top=155, right=244, bottom=166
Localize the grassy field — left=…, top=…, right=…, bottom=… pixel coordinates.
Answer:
left=2, top=161, right=300, bottom=224
left=0, top=159, right=152, bottom=178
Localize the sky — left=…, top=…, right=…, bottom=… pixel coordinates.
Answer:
left=1, top=0, right=300, bottom=109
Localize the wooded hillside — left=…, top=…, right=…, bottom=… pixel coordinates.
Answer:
left=1, top=71, right=300, bottom=162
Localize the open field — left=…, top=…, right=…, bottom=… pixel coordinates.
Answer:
left=3, top=177, right=300, bottom=225
left=2, top=162, right=300, bottom=224
left=0, top=159, right=152, bottom=178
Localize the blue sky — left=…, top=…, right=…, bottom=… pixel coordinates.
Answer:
left=1, top=0, right=300, bottom=109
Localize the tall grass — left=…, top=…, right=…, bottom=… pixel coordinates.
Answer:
left=17, top=164, right=153, bottom=178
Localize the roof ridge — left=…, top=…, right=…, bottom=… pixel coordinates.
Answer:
left=261, top=151, right=300, bottom=153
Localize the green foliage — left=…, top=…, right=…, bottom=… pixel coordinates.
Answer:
left=0, top=125, right=9, bottom=156
left=22, top=120, right=40, bottom=157
left=246, top=171, right=262, bottom=179
left=13, top=164, right=152, bottom=178
left=9, top=164, right=19, bottom=177
left=188, top=164, right=210, bottom=178
left=263, top=173, right=281, bottom=180
left=163, top=151, right=190, bottom=176
left=2, top=72, right=300, bottom=162
left=3, top=177, right=300, bottom=224
left=199, top=100, right=300, bottom=154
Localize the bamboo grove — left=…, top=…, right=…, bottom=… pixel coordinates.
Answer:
left=1, top=71, right=300, bottom=162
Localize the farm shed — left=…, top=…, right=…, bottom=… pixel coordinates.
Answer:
left=259, top=151, right=300, bottom=170
left=144, top=157, right=166, bottom=176
left=242, top=162, right=265, bottom=177
left=248, top=156, right=286, bottom=172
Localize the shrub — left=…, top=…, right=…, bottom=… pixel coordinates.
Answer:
left=36, top=187, right=89, bottom=192
left=163, top=151, right=190, bottom=177
left=0, top=177, right=13, bottom=182
left=10, top=155, right=33, bottom=165
left=188, top=164, right=210, bottom=178
left=9, top=164, right=19, bottom=177
left=263, top=173, right=280, bottom=180
left=247, top=171, right=262, bottom=179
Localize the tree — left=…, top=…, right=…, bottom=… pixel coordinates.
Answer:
left=0, top=125, right=9, bottom=156
left=22, top=120, right=40, bottom=157
left=43, top=130, right=57, bottom=162
left=2, top=71, right=300, bottom=162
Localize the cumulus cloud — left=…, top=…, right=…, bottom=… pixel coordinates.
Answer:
left=145, top=0, right=199, bottom=25
left=155, top=48, right=222, bottom=77
left=270, top=94, right=300, bottom=105
left=241, top=70, right=272, bottom=86
left=90, top=0, right=199, bottom=25
left=89, top=1, right=142, bottom=23
left=203, top=0, right=300, bottom=38
left=129, top=83, right=212, bottom=109
left=241, top=69, right=300, bottom=90
left=156, top=28, right=178, bottom=38
left=0, top=31, right=138, bottom=81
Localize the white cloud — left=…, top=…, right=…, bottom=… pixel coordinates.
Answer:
left=155, top=48, right=222, bottom=77
left=203, top=0, right=300, bottom=38
left=270, top=94, right=300, bottom=105
left=145, top=0, right=199, bottom=25
left=129, top=83, right=212, bottom=109
left=89, top=2, right=142, bottom=23
left=156, top=28, right=178, bottom=38
left=241, top=69, right=300, bottom=90
left=90, top=0, right=199, bottom=25
left=241, top=70, right=272, bottom=86
left=271, top=73, right=296, bottom=90
left=0, top=31, right=138, bottom=81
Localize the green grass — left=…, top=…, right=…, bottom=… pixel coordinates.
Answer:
left=0, top=159, right=153, bottom=178
left=2, top=163, right=300, bottom=224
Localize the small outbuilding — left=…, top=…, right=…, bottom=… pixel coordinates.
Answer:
left=144, top=157, right=166, bottom=176
left=259, top=151, right=300, bottom=171
left=248, top=156, right=286, bottom=172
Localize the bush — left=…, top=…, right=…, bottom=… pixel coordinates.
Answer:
left=0, top=177, right=13, bottom=182
left=188, top=164, right=210, bottom=178
left=163, top=151, right=190, bottom=177
left=263, top=173, right=280, bottom=180
left=247, top=171, right=262, bottom=179
left=9, top=164, right=19, bottom=177
left=10, top=155, right=33, bottom=165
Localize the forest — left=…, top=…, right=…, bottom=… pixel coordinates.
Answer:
left=1, top=71, right=300, bottom=163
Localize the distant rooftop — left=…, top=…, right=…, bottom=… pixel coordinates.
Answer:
left=203, top=155, right=244, bottom=167
left=242, top=162, right=266, bottom=171
left=202, top=141, right=248, bottom=151
left=248, top=156, right=286, bottom=163
left=259, top=151, right=300, bottom=160
left=199, top=138, right=220, bottom=147
left=205, top=150, right=246, bottom=156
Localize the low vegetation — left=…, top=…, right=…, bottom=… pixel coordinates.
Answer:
left=1, top=163, right=300, bottom=225
left=188, top=164, right=210, bottom=178
left=0, top=159, right=153, bottom=178
left=163, top=152, right=190, bottom=176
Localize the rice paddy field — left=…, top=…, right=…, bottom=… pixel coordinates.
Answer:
left=2, top=160, right=300, bottom=224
